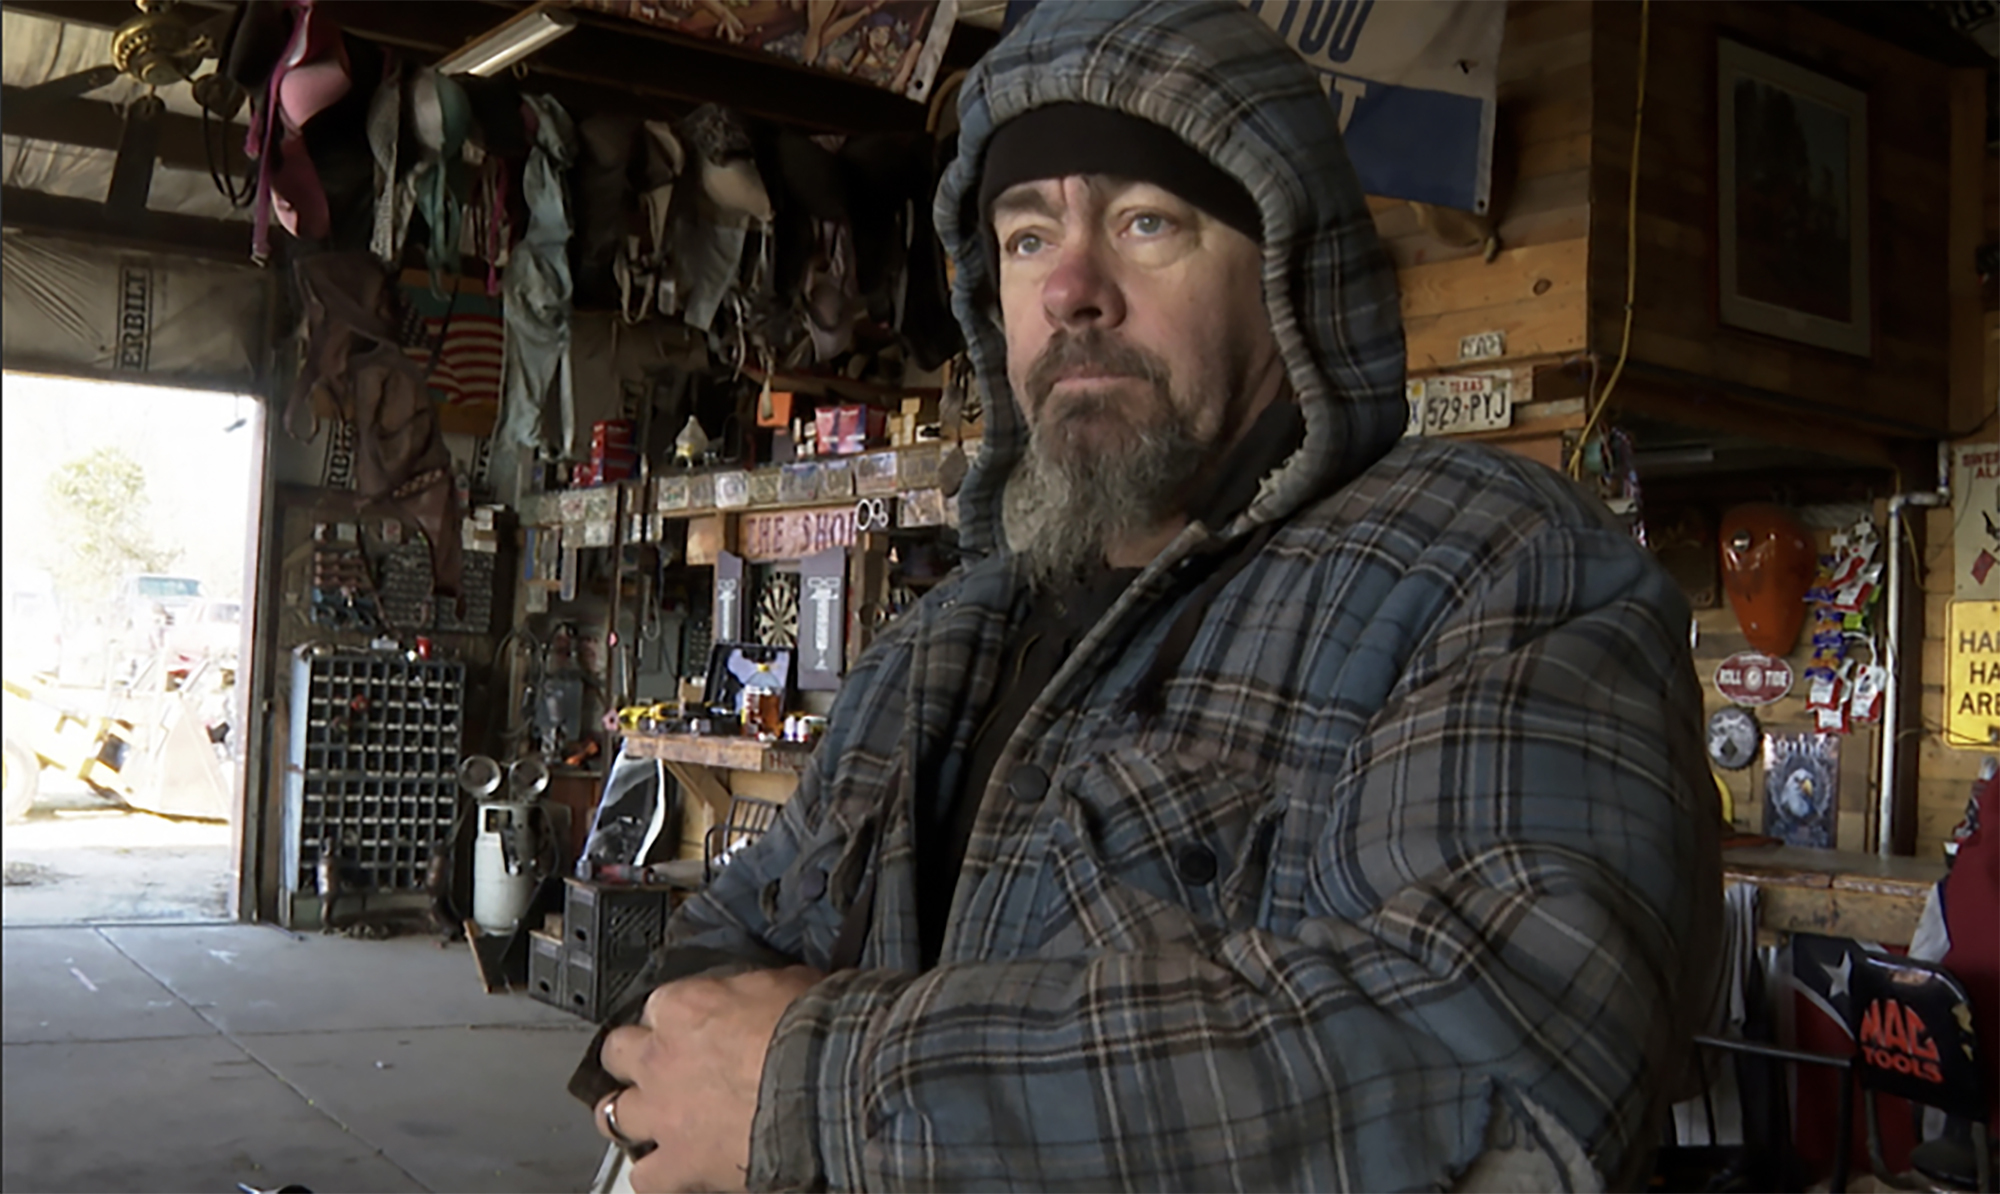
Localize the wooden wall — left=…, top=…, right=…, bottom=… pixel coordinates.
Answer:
left=1367, top=0, right=1597, bottom=472
left=1370, top=1, right=1592, bottom=375
left=1588, top=0, right=1957, bottom=448
left=1369, top=0, right=1992, bottom=860
left=1909, top=60, right=2000, bottom=859
left=1693, top=521, right=1882, bottom=852
left=1913, top=311, right=2000, bottom=859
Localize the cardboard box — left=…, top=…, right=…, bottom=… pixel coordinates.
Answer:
left=814, top=404, right=887, bottom=456
left=591, top=419, right=636, bottom=450
left=593, top=448, right=639, bottom=483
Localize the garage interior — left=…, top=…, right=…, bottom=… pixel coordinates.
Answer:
left=2, top=1, right=1005, bottom=1189
left=1, top=0, right=1995, bottom=1192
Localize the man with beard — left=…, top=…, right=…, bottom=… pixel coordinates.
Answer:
left=574, top=4, right=1722, bottom=1191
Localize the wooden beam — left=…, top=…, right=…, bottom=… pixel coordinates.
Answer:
left=544, top=8, right=929, bottom=132
left=0, top=85, right=233, bottom=177
left=1, top=186, right=247, bottom=261
left=1611, top=360, right=1949, bottom=447
left=661, top=760, right=734, bottom=827
left=1797, top=0, right=1994, bottom=69
left=8, top=0, right=935, bottom=133
left=1947, top=67, right=1990, bottom=438
left=300, top=1, right=928, bottom=134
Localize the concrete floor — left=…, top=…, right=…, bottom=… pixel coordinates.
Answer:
left=3, top=922, right=609, bottom=1193
left=3, top=806, right=232, bottom=925
left=4, top=773, right=615, bottom=1192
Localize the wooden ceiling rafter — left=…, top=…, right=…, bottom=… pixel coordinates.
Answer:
left=1604, top=370, right=1939, bottom=490
left=5, top=0, right=939, bottom=134
left=0, top=84, right=229, bottom=177
left=1, top=185, right=247, bottom=260
left=2, top=0, right=992, bottom=259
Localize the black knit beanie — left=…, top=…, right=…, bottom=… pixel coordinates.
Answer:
left=977, top=103, right=1262, bottom=243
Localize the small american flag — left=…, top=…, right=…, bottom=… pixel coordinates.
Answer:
left=400, top=284, right=504, bottom=407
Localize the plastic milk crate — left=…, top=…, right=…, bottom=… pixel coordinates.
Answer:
left=561, top=878, right=672, bottom=1021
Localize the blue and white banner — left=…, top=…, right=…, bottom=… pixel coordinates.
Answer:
left=1001, top=0, right=1504, bottom=213
left=1242, top=0, right=1501, bottom=212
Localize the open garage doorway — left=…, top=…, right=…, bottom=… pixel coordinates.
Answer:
left=2, top=374, right=262, bottom=926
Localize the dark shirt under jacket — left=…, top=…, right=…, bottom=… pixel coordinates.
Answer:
left=914, top=394, right=1305, bottom=966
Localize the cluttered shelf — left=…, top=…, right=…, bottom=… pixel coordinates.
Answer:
left=517, top=437, right=976, bottom=532
left=741, top=364, right=944, bottom=411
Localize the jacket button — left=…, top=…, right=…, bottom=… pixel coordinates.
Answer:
left=796, top=869, right=827, bottom=901
left=1008, top=764, right=1050, bottom=804
left=1176, top=844, right=1219, bottom=886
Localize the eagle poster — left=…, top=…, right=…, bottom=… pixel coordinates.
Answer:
left=1764, top=732, right=1839, bottom=849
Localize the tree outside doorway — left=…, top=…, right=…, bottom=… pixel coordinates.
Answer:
left=2, top=375, right=258, bottom=925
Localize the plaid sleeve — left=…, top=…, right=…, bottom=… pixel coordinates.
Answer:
left=748, top=524, right=1721, bottom=1192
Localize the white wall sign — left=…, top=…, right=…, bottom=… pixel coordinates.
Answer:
left=1241, top=0, right=1504, bottom=213
left=1953, top=443, right=2000, bottom=600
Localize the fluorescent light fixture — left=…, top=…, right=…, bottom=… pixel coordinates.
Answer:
left=436, top=6, right=579, bottom=77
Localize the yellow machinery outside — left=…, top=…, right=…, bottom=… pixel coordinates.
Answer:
left=3, top=672, right=230, bottom=823
left=2, top=674, right=135, bottom=821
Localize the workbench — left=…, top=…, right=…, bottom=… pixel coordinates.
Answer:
left=620, top=732, right=808, bottom=860
left=1722, top=844, right=1947, bottom=946
left=589, top=757, right=1950, bottom=941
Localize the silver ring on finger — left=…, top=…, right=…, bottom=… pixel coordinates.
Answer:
left=602, top=1088, right=658, bottom=1161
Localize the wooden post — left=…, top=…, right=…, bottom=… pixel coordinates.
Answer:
left=1946, top=67, right=1991, bottom=437
left=848, top=531, right=890, bottom=670
left=685, top=514, right=737, bottom=567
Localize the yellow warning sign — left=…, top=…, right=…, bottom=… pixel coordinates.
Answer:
left=1944, top=601, right=2000, bottom=748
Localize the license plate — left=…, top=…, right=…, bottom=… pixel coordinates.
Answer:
left=1404, top=374, right=1512, bottom=438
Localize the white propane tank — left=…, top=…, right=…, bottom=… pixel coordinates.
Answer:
left=472, top=799, right=537, bottom=933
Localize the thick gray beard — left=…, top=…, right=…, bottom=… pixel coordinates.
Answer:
left=1001, top=410, right=1207, bottom=591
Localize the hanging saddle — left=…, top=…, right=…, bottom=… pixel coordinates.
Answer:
left=289, top=251, right=463, bottom=603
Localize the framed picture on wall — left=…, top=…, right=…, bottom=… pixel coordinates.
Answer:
left=1716, top=38, right=1871, bottom=357
left=1763, top=732, right=1840, bottom=850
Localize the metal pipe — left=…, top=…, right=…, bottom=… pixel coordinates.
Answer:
left=1877, top=441, right=1952, bottom=856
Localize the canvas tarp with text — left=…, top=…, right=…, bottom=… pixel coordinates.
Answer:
left=0, top=230, right=268, bottom=392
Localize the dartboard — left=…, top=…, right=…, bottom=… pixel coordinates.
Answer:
left=754, top=570, right=800, bottom=647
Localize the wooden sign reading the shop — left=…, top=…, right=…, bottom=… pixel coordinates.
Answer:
left=739, top=505, right=857, bottom=562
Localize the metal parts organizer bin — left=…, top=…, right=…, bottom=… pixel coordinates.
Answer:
left=282, top=649, right=466, bottom=894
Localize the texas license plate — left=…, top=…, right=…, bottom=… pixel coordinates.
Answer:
left=1404, top=375, right=1512, bottom=438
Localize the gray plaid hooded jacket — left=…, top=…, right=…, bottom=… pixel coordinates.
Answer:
left=630, top=3, right=1721, bottom=1189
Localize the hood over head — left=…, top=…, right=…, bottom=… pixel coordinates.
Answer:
left=934, top=0, right=1407, bottom=560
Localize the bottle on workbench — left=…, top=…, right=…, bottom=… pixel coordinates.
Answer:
left=741, top=661, right=784, bottom=738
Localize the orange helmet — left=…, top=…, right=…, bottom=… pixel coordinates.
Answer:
left=1719, top=504, right=1816, bottom=656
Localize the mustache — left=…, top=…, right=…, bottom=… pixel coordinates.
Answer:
left=1023, top=331, right=1172, bottom=411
